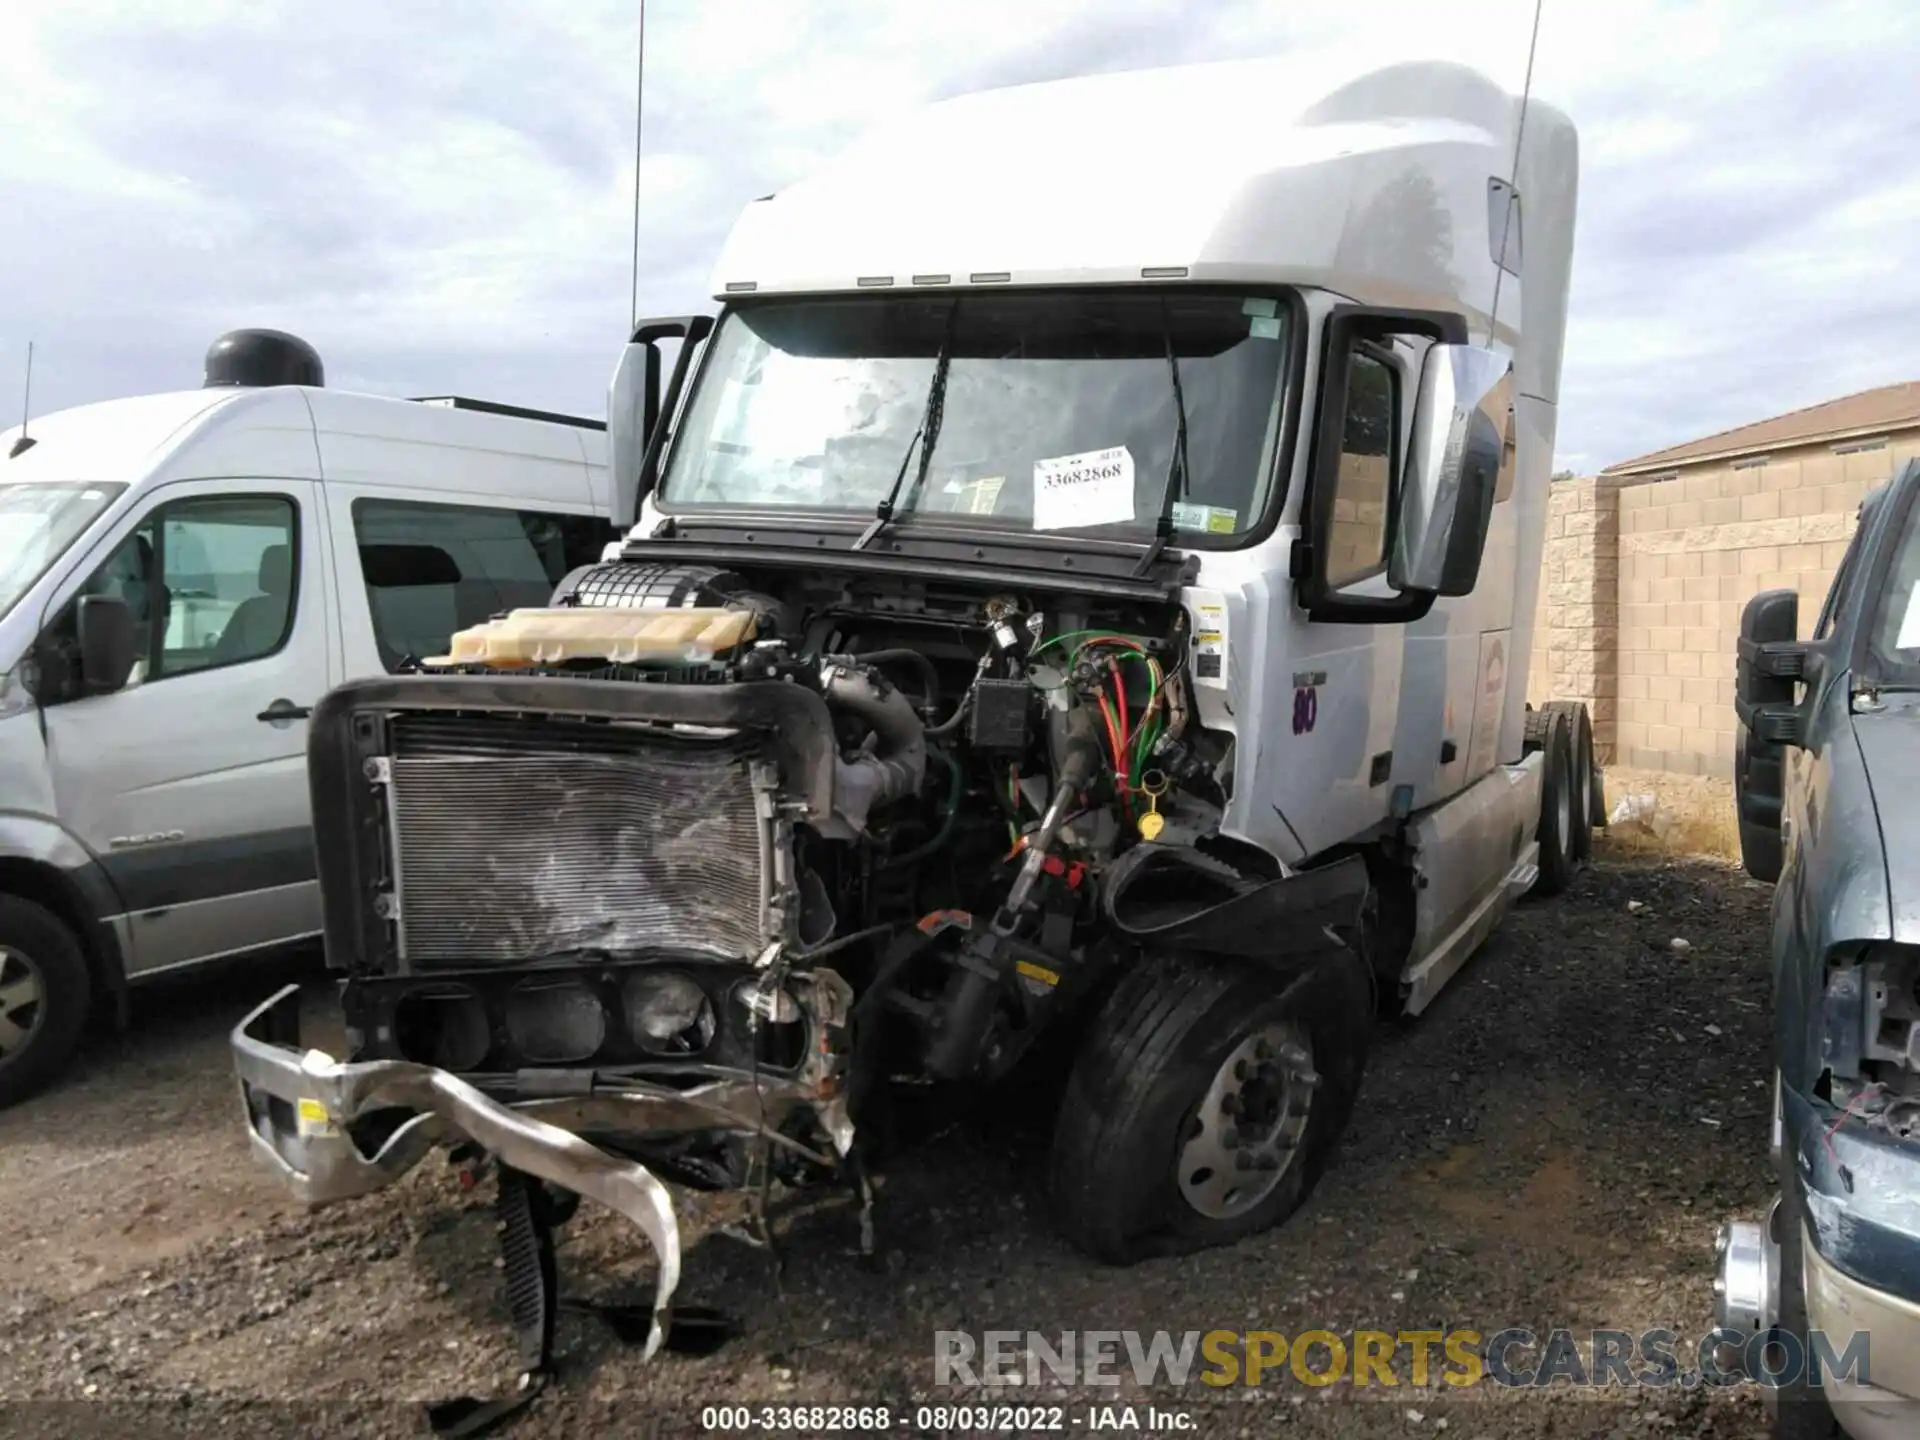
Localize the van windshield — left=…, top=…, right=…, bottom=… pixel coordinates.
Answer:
left=0, top=481, right=125, bottom=622
left=657, top=291, right=1290, bottom=539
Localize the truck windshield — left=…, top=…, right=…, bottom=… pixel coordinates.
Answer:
left=658, top=291, right=1290, bottom=539
left=0, top=481, right=125, bottom=622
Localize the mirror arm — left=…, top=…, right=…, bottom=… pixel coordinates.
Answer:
left=1734, top=695, right=1805, bottom=748
left=1737, top=635, right=1809, bottom=681
left=629, top=314, right=714, bottom=521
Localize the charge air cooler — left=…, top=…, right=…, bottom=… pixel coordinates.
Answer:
left=305, top=674, right=839, bottom=977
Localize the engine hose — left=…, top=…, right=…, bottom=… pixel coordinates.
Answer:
left=926, top=688, right=971, bottom=738
left=853, top=648, right=942, bottom=715
left=881, top=742, right=962, bottom=869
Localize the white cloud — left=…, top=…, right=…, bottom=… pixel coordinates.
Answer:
left=0, top=0, right=1917, bottom=474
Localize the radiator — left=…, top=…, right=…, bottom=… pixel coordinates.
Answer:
left=386, top=714, right=767, bottom=967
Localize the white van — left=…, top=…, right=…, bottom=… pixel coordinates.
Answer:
left=0, top=330, right=616, bottom=1103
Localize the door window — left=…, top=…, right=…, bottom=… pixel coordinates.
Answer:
left=1323, top=347, right=1398, bottom=589
left=350, top=499, right=612, bottom=669
left=42, top=494, right=298, bottom=695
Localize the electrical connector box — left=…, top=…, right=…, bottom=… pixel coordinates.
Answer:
left=969, top=679, right=1031, bottom=751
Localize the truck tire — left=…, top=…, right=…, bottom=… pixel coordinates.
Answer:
left=0, top=897, right=91, bottom=1109
left=1767, top=1162, right=1843, bottom=1439
left=1568, top=706, right=1596, bottom=862
left=1528, top=710, right=1578, bottom=897
left=1047, top=947, right=1370, bottom=1264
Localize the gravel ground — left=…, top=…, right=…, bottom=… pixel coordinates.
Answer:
left=0, top=849, right=1779, bottom=1440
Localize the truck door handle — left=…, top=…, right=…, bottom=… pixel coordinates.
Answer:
left=257, top=699, right=312, bottom=723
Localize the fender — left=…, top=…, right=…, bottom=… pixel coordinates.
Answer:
left=0, top=810, right=132, bottom=1024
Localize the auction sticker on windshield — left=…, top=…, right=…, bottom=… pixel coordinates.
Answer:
left=1033, top=445, right=1134, bottom=531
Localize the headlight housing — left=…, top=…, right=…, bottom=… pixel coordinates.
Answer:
left=622, top=972, right=717, bottom=1056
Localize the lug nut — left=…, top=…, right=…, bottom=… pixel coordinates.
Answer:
left=1254, top=1038, right=1273, bottom=1061
left=1235, top=1060, right=1254, bottom=1082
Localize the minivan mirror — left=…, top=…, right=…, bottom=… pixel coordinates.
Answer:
left=1390, top=343, right=1513, bottom=597
left=1733, top=587, right=1805, bottom=883
left=76, top=594, right=137, bottom=694
left=609, top=314, right=716, bottom=529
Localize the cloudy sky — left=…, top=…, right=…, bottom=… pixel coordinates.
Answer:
left=1, top=0, right=1916, bottom=475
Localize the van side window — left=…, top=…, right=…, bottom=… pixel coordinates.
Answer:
left=1324, top=346, right=1398, bottom=589
left=53, top=494, right=298, bottom=690
left=351, top=499, right=612, bottom=670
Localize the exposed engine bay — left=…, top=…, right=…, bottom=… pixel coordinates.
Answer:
left=326, top=554, right=1341, bottom=1135
left=236, top=552, right=1369, bottom=1424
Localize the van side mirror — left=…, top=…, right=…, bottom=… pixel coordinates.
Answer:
left=609, top=314, right=715, bottom=529
left=1734, top=587, right=1807, bottom=883
left=76, top=594, right=137, bottom=694
left=1391, top=344, right=1513, bottom=597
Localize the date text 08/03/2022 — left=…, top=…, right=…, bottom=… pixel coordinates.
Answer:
left=699, top=1404, right=1197, bottom=1432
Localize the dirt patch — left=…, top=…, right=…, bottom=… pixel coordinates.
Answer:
left=0, top=856, right=1779, bottom=1438
left=1598, top=766, right=1743, bottom=860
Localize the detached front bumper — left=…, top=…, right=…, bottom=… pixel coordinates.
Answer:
left=232, top=983, right=684, bottom=1358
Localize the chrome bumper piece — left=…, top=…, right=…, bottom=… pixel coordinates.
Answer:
left=1712, top=1200, right=1781, bottom=1374
left=233, top=983, right=688, bottom=1356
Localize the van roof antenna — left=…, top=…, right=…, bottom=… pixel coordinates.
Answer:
left=8, top=341, right=34, bottom=459
left=1486, top=0, right=1543, bottom=350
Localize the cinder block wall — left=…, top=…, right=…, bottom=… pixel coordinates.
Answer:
left=1528, top=435, right=1920, bottom=780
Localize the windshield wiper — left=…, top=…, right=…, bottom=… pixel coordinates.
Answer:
left=855, top=302, right=959, bottom=552
left=1134, top=310, right=1191, bottom=576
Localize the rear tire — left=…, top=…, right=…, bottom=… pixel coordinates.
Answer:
left=0, top=897, right=92, bottom=1109
left=1568, top=707, right=1596, bottom=863
left=1047, top=947, right=1371, bottom=1264
left=1528, top=710, right=1578, bottom=897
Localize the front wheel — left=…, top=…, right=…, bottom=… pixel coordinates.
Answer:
left=1047, top=947, right=1371, bottom=1263
left=0, top=897, right=92, bottom=1108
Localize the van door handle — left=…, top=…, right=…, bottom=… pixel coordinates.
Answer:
left=257, top=699, right=312, bottom=723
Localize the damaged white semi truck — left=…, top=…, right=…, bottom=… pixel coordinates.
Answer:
left=233, top=55, right=1599, bottom=1392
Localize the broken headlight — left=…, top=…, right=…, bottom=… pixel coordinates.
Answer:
left=623, top=972, right=718, bottom=1056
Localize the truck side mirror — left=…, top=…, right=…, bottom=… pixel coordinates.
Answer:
left=1733, top=587, right=1806, bottom=883
left=1390, top=344, right=1513, bottom=597
left=609, top=314, right=716, bottom=529
left=76, top=594, right=138, bottom=694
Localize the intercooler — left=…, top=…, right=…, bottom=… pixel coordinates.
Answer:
left=384, top=714, right=768, bottom=967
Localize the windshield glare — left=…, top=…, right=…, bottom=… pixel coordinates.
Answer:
left=660, top=292, right=1290, bottom=538
left=0, top=481, right=125, bottom=623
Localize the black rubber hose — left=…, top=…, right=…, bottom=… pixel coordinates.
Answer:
left=882, top=742, right=963, bottom=869
left=854, top=648, right=941, bottom=713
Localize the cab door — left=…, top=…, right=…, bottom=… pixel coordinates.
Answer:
left=38, top=479, right=336, bottom=974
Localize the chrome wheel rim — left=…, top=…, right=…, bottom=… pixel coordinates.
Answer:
left=1178, top=1021, right=1316, bottom=1220
left=0, top=947, right=45, bottom=1064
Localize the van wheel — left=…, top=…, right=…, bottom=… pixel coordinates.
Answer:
left=1047, top=947, right=1370, bottom=1264
left=0, top=898, right=91, bottom=1108
left=1528, top=710, right=1578, bottom=897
